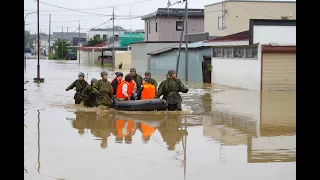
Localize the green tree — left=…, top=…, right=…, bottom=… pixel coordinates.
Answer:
left=52, top=38, right=70, bottom=59
left=87, top=36, right=104, bottom=46
left=24, top=31, right=30, bottom=47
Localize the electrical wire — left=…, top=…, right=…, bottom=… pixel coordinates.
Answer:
left=229, top=2, right=277, bottom=19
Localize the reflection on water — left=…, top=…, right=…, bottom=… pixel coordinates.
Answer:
left=24, top=60, right=295, bottom=180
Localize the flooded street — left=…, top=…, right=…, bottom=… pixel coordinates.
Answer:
left=24, top=60, right=296, bottom=180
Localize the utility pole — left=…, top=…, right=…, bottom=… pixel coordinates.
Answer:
left=130, top=5, right=132, bottom=42
left=48, top=14, right=51, bottom=55
left=78, top=20, right=81, bottom=65
left=112, top=6, right=115, bottom=70
left=67, top=27, right=68, bottom=33
left=62, top=26, right=64, bottom=59
left=34, top=0, right=44, bottom=83
left=185, top=0, right=188, bottom=83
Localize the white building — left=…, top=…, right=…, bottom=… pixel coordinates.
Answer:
left=87, top=26, right=127, bottom=40
left=204, top=19, right=296, bottom=91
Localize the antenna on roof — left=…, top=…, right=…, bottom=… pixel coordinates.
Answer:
left=167, top=0, right=171, bottom=7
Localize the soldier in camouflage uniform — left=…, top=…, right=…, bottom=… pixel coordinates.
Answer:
left=66, top=72, right=89, bottom=104
left=158, top=73, right=170, bottom=92
left=130, top=68, right=143, bottom=92
left=144, top=70, right=158, bottom=90
left=156, top=69, right=188, bottom=111
left=92, top=71, right=114, bottom=108
left=82, top=78, right=98, bottom=107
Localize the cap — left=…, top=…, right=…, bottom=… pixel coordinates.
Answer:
left=78, top=72, right=85, bottom=77
left=167, top=69, right=176, bottom=75
left=143, top=78, right=150, bottom=83
left=116, top=72, right=124, bottom=77
left=101, top=71, right=108, bottom=77
left=130, top=68, right=136, bottom=72
left=145, top=70, right=151, bottom=75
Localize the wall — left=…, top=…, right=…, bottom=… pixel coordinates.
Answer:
left=77, top=50, right=112, bottom=64
left=144, top=17, right=204, bottom=41
left=204, top=1, right=296, bottom=36
left=115, top=51, right=131, bottom=69
left=210, top=42, right=262, bottom=90
left=87, top=30, right=124, bottom=40
left=253, top=26, right=296, bottom=45
left=131, top=42, right=178, bottom=75
left=150, top=48, right=211, bottom=83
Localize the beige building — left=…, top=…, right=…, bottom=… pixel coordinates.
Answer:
left=204, top=0, right=296, bottom=36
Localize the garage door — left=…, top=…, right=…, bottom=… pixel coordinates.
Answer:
left=262, top=53, right=296, bottom=91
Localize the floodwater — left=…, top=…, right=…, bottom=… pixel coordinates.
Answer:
left=24, top=60, right=296, bottom=180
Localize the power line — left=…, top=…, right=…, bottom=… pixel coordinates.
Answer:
left=29, top=0, right=157, bottom=13
left=229, top=2, right=277, bottom=19
left=39, top=1, right=113, bottom=16
left=26, top=16, right=106, bottom=24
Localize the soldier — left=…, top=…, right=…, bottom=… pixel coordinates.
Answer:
left=144, top=71, right=158, bottom=89
left=158, top=73, right=170, bottom=92
left=66, top=72, right=89, bottom=104
left=92, top=71, right=114, bottom=108
left=130, top=68, right=143, bottom=92
left=82, top=78, right=98, bottom=107
left=156, top=69, right=188, bottom=111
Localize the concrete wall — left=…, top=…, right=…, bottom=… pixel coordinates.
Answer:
left=131, top=42, right=179, bottom=75
left=77, top=50, right=112, bottom=64
left=204, top=1, right=296, bottom=36
left=115, top=51, right=131, bottom=69
left=150, top=47, right=211, bottom=83
left=144, top=17, right=204, bottom=41
left=253, top=26, right=296, bottom=45
left=211, top=43, right=262, bottom=90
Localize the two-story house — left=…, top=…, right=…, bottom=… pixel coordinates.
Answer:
left=204, top=0, right=296, bottom=36
left=141, top=8, right=204, bottom=41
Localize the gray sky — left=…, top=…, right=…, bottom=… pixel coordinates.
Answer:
left=24, top=0, right=295, bottom=34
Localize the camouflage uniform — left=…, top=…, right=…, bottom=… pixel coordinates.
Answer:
left=156, top=70, right=188, bottom=111
left=66, top=79, right=88, bottom=104
left=82, top=85, right=98, bottom=107
left=92, top=79, right=113, bottom=107
left=133, top=74, right=143, bottom=91
left=149, top=78, right=158, bottom=90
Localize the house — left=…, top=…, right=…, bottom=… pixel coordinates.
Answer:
left=130, top=41, right=185, bottom=74
left=141, top=8, right=204, bottom=41
left=87, top=26, right=127, bottom=41
left=204, top=19, right=296, bottom=91
left=148, top=41, right=211, bottom=83
left=204, top=0, right=296, bottom=36
left=51, top=32, right=87, bottom=46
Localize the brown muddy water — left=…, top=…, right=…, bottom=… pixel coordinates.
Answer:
left=24, top=60, right=296, bottom=180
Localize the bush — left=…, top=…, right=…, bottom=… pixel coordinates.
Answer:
left=48, top=54, right=59, bottom=60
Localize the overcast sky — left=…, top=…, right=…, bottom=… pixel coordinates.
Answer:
left=24, top=0, right=295, bottom=34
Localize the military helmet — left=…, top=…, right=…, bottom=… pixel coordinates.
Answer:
left=100, top=71, right=108, bottom=77
left=78, top=72, right=85, bottom=77
left=91, top=78, right=98, bottom=83
left=145, top=70, right=151, bottom=75
left=167, top=69, right=176, bottom=75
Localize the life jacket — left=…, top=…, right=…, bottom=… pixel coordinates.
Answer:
left=115, top=120, right=134, bottom=137
left=141, top=123, right=156, bottom=137
left=111, top=77, right=121, bottom=93
left=116, top=81, right=130, bottom=99
left=128, top=80, right=136, bottom=96
left=141, top=84, right=156, bottom=100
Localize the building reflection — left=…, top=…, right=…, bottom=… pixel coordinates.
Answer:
left=202, top=90, right=296, bottom=163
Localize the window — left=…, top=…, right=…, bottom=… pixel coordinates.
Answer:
left=156, top=22, right=158, bottom=32
left=149, top=22, right=151, bottom=33
left=233, top=47, right=244, bottom=58
left=245, top=47, right=258, bottom=58
left=103, top=35, right=107, bottom=41
left=212, top=47, right=222, bottom=57
left=218, top=16, right=225, bottom=30
left=176, top=21, right=183, bottom=31
left=222, top=47, right=232, bottom=58
left=95, top=34, right=101, bottom=39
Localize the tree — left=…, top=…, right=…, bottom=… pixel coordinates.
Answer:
left=87, top=36, right=104, bottom=46
left=24, top=31, right=30, bottom=47
left=52, top=38, right=70, bottom=59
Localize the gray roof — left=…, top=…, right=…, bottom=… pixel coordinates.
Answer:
left=89, top=26, right=127, bottom=32
left=148, top=41, right=206, bottom=55
left=205, top=0, right=296, bottom=7
left=141, top=8, right=204, bottom=20
left=52, top=32, right=86, bottom=41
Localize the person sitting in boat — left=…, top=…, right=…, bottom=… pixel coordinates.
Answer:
left=82, top=78, right=98, bottom=107
left=130, top=68, right=143, bottom=92
left=65, top=72, right=89, bottom=104
left=144, top=71, right=158, bottom=90
left=137, top=78, right=156, bottom=100
left=111, top=72, right=124, bottom=96
left=116, top=74, right=136, bottom=100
